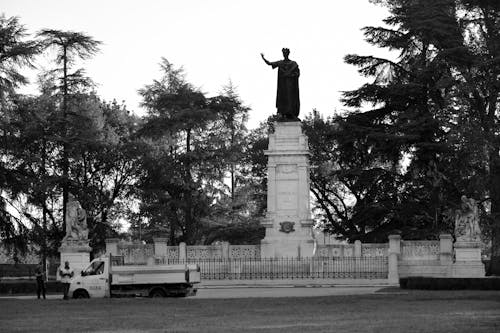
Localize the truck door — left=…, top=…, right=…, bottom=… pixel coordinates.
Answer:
left=81, top=260, right=107, bottom=298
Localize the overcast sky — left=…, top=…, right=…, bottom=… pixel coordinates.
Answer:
left=3, top=0, right=392, bottom=128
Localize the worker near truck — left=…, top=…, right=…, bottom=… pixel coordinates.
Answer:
left=59, top=261, right=74, bottom=300
left=35, top=265, right=46, bottom=299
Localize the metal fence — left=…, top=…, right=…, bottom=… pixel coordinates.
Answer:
left=154, top=257, right=388, bottom=280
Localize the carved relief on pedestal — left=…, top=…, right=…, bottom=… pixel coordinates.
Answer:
left=279, top=221, right=295, bottom=233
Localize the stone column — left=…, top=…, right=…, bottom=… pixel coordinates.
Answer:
left=179, top=242, right=187, bottom=262
left=439, top=234, right=453, bottom=265
left=153, top=238, right=168, bottom=257
left=388, top=235, right=401, bottom=284
left=105, top=238, right=119, bottom=255
left=221, top=242, right=230, bottom=259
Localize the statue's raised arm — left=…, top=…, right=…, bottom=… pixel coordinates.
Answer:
left=261, top=53, right=271, bottom=66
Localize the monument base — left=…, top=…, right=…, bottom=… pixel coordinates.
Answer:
left=58, top=241, right=92, bottom=280
left=260, top=121, right=315, bottom=258
left=452, top=241, right=485, bottom=277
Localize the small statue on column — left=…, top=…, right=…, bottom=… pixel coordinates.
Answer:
left=63, top=193, right=89, bottom=242
left=454, top=195, right=481, bottom=242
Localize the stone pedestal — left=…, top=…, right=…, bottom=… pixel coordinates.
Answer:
left=58, top=241, right=92, bottom=279
left=452, top=241, right=485, bottom=277
left=260, top=121, right=315, bottom=258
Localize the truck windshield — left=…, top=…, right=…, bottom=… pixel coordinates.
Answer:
left=83, top=261, right=104, bottom=275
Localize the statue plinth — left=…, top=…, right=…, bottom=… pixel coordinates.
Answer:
left=58, top=241, right=91, bottom=279
left=452, top=241, right=485, bottom=277
left=260, top=121, right=315, bottom=258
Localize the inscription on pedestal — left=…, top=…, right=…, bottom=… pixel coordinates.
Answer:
left=276, top=164, right=297, bottom=176
left=277, top=181, right=298, bottom=210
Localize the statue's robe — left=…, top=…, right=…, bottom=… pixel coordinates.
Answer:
left=270, top=59, right=300, bottom=119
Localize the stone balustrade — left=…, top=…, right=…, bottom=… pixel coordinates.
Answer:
left=105, top=239, right=262, bottom=261
left=104, top=233, right=484, bottom=281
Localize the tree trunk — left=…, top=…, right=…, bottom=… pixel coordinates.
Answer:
left=184, top=128, right=194, bottom=244
left=489, top=148, right=500, bottom=275
left=62, top=46, right=69, bottom=234
left=41, top=138, right=48, bottom=276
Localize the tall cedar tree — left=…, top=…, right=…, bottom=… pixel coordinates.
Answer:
left=37, top=29, right=100, bottom=234
left=339, top=0, right=464, bottom=240
left=138, top=59, right=222, bottom=244
left=202, top=83, right=265, bottom=245
left=0, top=14, right=40, bottom=258
left=452, top=0, right=500, bottom=274
left=207, top=82, right=249, bottom=221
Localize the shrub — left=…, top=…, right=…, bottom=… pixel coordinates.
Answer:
left=399, top=277, right=500, bottom=290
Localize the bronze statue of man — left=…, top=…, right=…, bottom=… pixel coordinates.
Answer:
left=261, top=48, right=300, bottom=120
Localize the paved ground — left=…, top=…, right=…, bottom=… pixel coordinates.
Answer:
left=0, top=286, right=388, bottom=299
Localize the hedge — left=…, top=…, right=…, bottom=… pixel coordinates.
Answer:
left=0, top=263, right=60, bottom=280
left=400, top=276, right=500, bottom=290
left=0, top=280, right=65, bottom=294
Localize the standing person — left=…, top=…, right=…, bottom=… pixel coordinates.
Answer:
left=59, top=261, right=74, bottom=300
left=35, top=265, right=46, bottom=299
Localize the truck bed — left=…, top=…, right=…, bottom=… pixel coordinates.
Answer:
left=111, top=264, right=200, bottom=285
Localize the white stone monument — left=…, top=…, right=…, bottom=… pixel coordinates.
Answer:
left=260, top=121, right=315, bottom=258
left=452, top=195, right=485, bottom=277
left=58, top=193, right=91, bottom=277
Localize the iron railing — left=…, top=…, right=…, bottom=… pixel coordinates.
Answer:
left=152, top=257, right=388, bottom=280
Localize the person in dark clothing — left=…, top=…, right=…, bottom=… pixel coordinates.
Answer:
left=35, top=266, right=46, bottom=299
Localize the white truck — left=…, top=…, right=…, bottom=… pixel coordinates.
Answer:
left=69, top=255, right=201, bottom=298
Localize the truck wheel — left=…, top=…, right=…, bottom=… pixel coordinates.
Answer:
left=73, top=290, right=89, bottom=299
left=149, top=288, right=166, bottom=298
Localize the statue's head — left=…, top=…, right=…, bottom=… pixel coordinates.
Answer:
left=282, top=48, right=290, bottom=59
left=68, top=193, right=75, bottom=202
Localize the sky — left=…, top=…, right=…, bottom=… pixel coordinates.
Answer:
left=2, top=0, right=392, bottom=128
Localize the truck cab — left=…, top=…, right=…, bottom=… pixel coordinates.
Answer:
left=69, top=256, right=200, bottom=298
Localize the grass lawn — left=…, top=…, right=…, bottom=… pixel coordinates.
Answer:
left=0, top=290, right=499, bottom=332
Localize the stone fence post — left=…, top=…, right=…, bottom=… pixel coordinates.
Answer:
left=221, top=242, right=230, bottom=259
left=105, top=238, right=119, bottom=255
left=179, top=242, right=187, bottom=261
left=354, top=240, right=362, bottom=257
left=388, top=235, right=401, bottom=284
left=153, top=238, right=168, bottom=257
left=439, top=234, right=453, bottom=265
